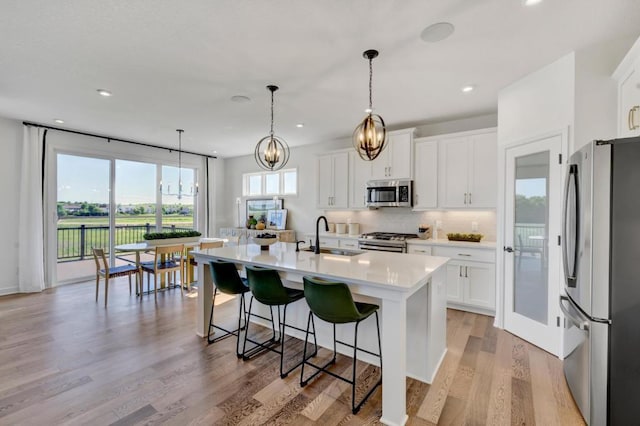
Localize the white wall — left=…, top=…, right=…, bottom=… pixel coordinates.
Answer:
left=220, top=114, right=498, bottom=238
left=0, top=117, right=23, bottom=295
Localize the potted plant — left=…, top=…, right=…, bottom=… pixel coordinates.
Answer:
left=142, top=230, right=202, bottom=246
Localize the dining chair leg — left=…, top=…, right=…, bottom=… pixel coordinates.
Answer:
left=154, top=273, right=158, bottom=300
left=128, top=274, right=132, bottom=294
left=104, top=276, right=109, bottom=307
left=95, top=274, right=99, bottom=302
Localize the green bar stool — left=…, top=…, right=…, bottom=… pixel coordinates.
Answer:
left=300, top=276, right=382, bottom=415
left=243, top=265, right=318, bottom=378
left=208, top=260, right=250, bottom=357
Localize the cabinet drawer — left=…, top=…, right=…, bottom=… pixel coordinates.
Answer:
left=319, top=237, right=340, bottom=248
left=432, top=246, right=495, bottom=263
left=338, top=239, right=359, bottom=249
left=407, top=245, right=432, bottom=255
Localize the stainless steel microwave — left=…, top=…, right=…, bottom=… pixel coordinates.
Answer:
left=365, top=180, right=413, bottom=208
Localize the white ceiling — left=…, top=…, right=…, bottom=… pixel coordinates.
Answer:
left=1, top=0, right=639, bottom=158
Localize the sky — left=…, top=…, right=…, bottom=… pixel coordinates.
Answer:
left=516, top=178, right=546, bottom=198
left=57, top=154, right=195, bottom=205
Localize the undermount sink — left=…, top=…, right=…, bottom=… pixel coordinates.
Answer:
left=302, top=247, right=363, bottom=257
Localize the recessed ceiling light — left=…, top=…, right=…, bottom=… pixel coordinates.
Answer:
left=296, top=123, right=304, bottom=128
left=53, top=119, right=65, bottom=124
left=230, top=95, right=251, bottom=103
left=97, top=89, right=112, bottom=97
left=213, top=150, right=217, bottom=154
left=461, top=85, right=475, bottom=93
left=420, top=22, right=455, bottom=43
left=523, top=0, right=543, bottom=5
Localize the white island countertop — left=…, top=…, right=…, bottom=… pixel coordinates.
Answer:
left=193, top=242, right=449, bottom=426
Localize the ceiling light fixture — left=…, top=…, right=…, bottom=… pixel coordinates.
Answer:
left=353, top=49, right=387, bottom=161
left=177, top=129, right=184, bottom=200
left=461, top=85, right=475, bottom=93
left=523, top=0, right=543, bottom=5
left=231, top=95, right=251, bottom=103
left=296, top=123, right=304, bottom=128
left=53, top=119, right=65, bottom=124
left=97, top=89, right=112, bottom=97
left=254, top=85, right=290, bottom=171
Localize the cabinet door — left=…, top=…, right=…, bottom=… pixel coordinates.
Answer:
left=413, top=140, right=438, bottom=209
left=349, top=151, right=371, bottom=208
left=370, top=148, right=390, bottom=180
left=317, top=155, right=333, bottom=208
left=332, top=152, right=349, bottom=208
left=619, top=66, right=640, bottom=137
left=338, top=239, right=359, bottom=249
left=468, top=132, right=497, bottom=208
left=464, top=262, right=496, bottom=310
left=439, top=136, right=469, bottom=208
left=388, top=131, right=412, bottom=179
left=445, top=262, right=464, bottom=303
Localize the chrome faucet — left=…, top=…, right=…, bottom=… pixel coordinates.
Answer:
left=315, top=216, right=329, bottom=254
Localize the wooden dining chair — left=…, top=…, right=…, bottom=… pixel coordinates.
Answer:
left=140, top=244, right=185, bottom=299
left=186, top=240, right=224, bottom=289
left=92, top=248, right=140, bottom=307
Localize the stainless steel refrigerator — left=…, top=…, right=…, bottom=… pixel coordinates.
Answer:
left=561, top=137, right=640, bottom=425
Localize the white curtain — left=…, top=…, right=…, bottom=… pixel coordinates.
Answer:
left=18, top=125, right=46, bottom=293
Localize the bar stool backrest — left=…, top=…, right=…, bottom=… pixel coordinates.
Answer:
left=245, top=265, right=289, bottom=305
left=303, top=276, right=361, bottom=324
left=209, top=260, right=247, bottom=294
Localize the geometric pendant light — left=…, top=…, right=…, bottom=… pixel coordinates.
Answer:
left=353, top=49, right=387, bottom=161
left=254, top=85, right=290, bottom=171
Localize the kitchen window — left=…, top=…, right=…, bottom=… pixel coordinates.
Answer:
left=242, top=168, right=297, bottom=197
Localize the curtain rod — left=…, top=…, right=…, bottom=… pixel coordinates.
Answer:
left=23, top=121, right=218, bottom=159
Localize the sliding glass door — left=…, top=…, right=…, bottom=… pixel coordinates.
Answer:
left=55, top=154, right=198, bottom=284
left=56, top=153, right=111, bottom=282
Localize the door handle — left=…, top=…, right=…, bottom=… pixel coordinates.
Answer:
left=503, top=246, right=514, bottom=253
left=559, top=295, right=589, bottom=330
left=630, top=106, right=640, bottom=131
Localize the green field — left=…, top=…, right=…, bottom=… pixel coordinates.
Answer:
left=57, top=214, right=195, bottom=260
left=58, top=214, right=193, bottom=227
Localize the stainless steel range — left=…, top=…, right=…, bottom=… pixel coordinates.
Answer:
left=358, top=232, right=418, bottom=253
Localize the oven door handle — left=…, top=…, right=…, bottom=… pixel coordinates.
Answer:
left=559, top=295, right=589, bottom=331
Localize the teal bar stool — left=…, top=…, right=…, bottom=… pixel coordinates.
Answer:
left=208, top=260, right=250, bottom=357
left=300, top=276, right=382, bottom=415
left=243, top=265, right=317, bottom=378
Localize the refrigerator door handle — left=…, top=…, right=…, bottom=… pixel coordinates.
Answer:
left=562, top=164, right=580, bottom=288
left=560, top=295, right=589, bottom=331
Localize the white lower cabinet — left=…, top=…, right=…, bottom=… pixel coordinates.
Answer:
left=407, top=244, right=432, bottom=255
left=338, top=238, right=359, bottom=249
left=432, top=246, right=496, bottom=315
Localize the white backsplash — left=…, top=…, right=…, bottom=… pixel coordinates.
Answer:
left=325, top=209, right=497, bottom=241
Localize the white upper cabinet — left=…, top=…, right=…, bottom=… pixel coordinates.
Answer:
left=413, top=138, right=438, bottom=209
left=438, top=129, right=497, bottom=209
left=317, top=152, right=348, bottom=209
left=349, top=151, right=370, bottom=209
left=615, top=57, right=640, bottom=137
left=370, top=129, right=414, bottom=180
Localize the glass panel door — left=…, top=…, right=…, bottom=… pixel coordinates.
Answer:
left=504, top=135, right=562, bottom=355
left=56, top=153, right=110, bottom=283
left=115, top=160, right=157, bottom=265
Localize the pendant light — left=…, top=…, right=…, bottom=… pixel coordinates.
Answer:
left=353, top=49, right=387, bottom=161
left=176, top=129, right=184, bottom=200
left=254, top=85, right=290, bottom=171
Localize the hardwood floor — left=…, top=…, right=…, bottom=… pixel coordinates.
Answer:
left=0, top=279, right=584, bottom=425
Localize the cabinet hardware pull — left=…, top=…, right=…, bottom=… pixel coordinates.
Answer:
left=631, top=106, right=640, bottom=131
left=458, top=253, right=472, bottom=257
left=459, top=266, right=462, bottom=277
left=468, top=193, right=472, bottom=204
left=465, top=266, right=468, bottom=278
left=464, top=193, right=467, bottom=204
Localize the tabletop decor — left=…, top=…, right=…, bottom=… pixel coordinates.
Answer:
left=446, top=232, right=483, bottom=242
left=143, top=230, right=202, bottom=245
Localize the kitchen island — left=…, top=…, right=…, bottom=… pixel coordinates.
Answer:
left=192, top=242, right=449, bottom=426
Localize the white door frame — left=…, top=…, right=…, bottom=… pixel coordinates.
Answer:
left=495, top=128, right=567, bottom=357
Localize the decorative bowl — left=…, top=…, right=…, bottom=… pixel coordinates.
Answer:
left=446, top=233, right=483, bottom=243
left=251, top=236, right=278, bottom=250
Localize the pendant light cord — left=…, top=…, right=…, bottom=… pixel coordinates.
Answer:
left=270, top=89, right=275, bottom=136
left=369, top=57, right=373, bottom=111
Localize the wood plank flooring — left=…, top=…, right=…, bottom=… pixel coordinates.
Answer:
left=0, top=279, right=585, bottom=425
